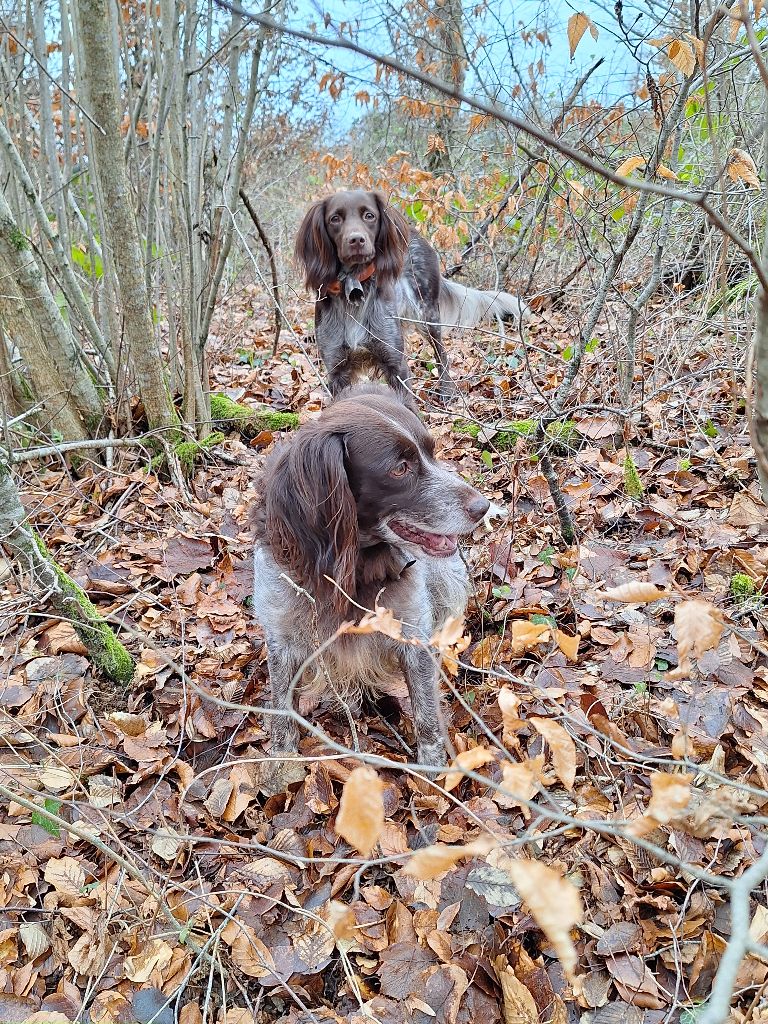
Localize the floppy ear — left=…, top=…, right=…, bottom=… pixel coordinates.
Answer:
left=373, top=192, right=409, bottom=287
left=265, top=427, right=358, bottom=615
left=295, top=199, right=338, bottom=291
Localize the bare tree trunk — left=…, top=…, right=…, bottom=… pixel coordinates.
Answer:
left=0, top=117, right=114, bottom=379
left=750, top=87, right=768, bottom=499
left=73, top=0, right=177, bottom=433
left=0, top=294, right=88, bottom=445
left=426, top=0, right=466, bottom=172
left=0, top=191, right=103, bottom=436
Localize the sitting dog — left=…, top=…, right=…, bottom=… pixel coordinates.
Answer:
left=295, top=189, right=528, bottom=404
left=251, top=386, right=489, bottom=779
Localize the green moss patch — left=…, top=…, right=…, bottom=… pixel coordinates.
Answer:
left=730, top=573, right=756, bottom=603
left=210, top=393, right=298, bottom=438
left=623, top=453, right=644, bottom=499
left=34, top=534, right=134, bottom=684
left=454, top=417, right=577, bottom=453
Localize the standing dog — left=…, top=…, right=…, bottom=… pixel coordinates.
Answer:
left=295, top=190, right=528, bottom=403
left=252, top=386, right=489, bottom=780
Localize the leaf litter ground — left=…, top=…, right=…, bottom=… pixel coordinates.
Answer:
left=1, top=283, right=768, bottom=1024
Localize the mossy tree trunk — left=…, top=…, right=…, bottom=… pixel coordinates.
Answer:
left=0, top=191, right=103, bottom=438
left=73, top=0, right=177, bottom=433
left=0, top=457, right=134, bottom=685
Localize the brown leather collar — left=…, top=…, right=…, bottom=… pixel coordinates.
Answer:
left=324, top=261, right=376, bottom=297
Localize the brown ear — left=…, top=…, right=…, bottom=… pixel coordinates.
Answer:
left=373, top=192, right=409, bottom=287
left=265, top=427, right=357, bottom=615
left=295, top=199, right=338, bottom=291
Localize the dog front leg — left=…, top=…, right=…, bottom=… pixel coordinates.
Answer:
left=400, top=645, right=448, bottom=767
left=262, top=644, right=306, bottom=793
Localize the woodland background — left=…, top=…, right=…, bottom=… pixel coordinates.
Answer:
left=2, top=0, right=768, bottom=1023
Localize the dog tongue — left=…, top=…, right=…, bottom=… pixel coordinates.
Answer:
left=389, top=520, right=458, bottom=556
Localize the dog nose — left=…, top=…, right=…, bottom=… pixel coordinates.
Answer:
left=347, top=232, right=366, bottom=248
left=466, top=493, right=490, bottom=522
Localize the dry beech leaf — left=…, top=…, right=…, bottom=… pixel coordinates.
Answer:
left=530, top=718, right=577, bottom=790
left=494, top=757, right=545, bottom=817
left=124, top=938, right=174, bottom=983
left=656, top=163, right=678, bottom=180
left=106, top=712, right=148, bottom=736
left=19, top=921, right=50, bottom=958
left=615, top=155, right=645, bottom=178
left=39, top=762, right=76, bottom=793
left=431, top=615, right=471, bottom=675
left=630, top=771, right=693, bottom=835
left=44, top=856, right=86, bottom=898
left=443, top=747, right=496, bottom=792
left=498, top=686, right=524, bottom=739
left=667, top=38, right=696, bottom=75
left=230, top=925, right=277, bottom=978
left=344, top=605, right=404, bottom=640
left=727, top=148, right=761, bottom=188
left=151, top=827, right=186, bottom=862
left=554, top=629, right=580, bottom=662
left=598, top=581, right=669, bottom=603
left=325, top=900, right=358, bottom=953
left=404, top=835, right=495, bottom=880
left=567, top=12, right=598, bottom=59
left=511, top=619, right=551, bottom=653
left=675, top=600, right=724, bottom=665
left=335, top=766, right=384, bottom=856
left=508, top=860, right=583, bottom=988
left=686, top=32, right=705, bottom=67
left=495, top=956, right=538, bottom=1024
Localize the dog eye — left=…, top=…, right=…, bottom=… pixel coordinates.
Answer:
left=329, top=213, right=341, bottom=223
left=390, top=461, right=410, bottom=478
left=363, top=211, right=376, bottom=221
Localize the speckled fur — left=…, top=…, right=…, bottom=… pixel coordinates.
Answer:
left=251, top=387, right=489, bottom=766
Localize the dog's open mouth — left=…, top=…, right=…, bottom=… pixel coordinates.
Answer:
left=388, top=519, right=458, bottom=557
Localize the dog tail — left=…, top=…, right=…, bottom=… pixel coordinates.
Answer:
left=438, top=279, right=529, bottom=328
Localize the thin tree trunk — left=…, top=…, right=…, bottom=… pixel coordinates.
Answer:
left=0, top=191, right=103, bottom=434
left=0, top=117, right=114, bottom=378
left=73, top=0, right=177, bottom=432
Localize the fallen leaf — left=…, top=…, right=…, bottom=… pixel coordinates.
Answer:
left=530, top=718, right=577, bottom=790
left=44, top=856, right=86, bottom=899
left=507, top=860, right=583, bottom=987
left=675, top=600, right=724, bottom=667
left=494, top=756, right=545, bottom=817
left=555, top=629, right=580, bottom=661
left=443, top=746, right=496, bottom=791
left=335, top=766, right=384, bottom=856
left=495, top=955, right=538, bottom=1024
left=124, top=938, right=174, bottom=983
left=598, top=582, right=669, bottom=603
left=229, top=925, right=277, bottom=978
left=404, top=835, right=495, bottom=880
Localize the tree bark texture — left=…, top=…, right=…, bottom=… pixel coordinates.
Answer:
left=0, top=192, right=101, bottom=440
left=74, top=0, right=176, bottom=431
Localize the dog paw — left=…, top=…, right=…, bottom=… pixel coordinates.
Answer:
left=258, top=755, right=307, bottom=795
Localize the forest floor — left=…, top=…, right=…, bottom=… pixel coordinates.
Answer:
left=1, top=280, right=767, bottom=1024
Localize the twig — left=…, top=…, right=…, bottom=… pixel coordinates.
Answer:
left=697, top=843, right=768, bottom=1024
left=239, top=187, right=283, bottom=353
